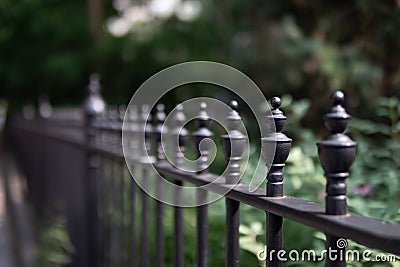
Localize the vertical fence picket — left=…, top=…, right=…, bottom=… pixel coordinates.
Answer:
left=221, top=101, right=246, bottom=267
left=192, top=103, right=213, bottom=267
left=129, top=177, right=136, bottom=267
left=104, top=108, right=113, bottom=267
left=94, top=110, right=106, bottom=267
left=153, top=104, right=167, bottom=267
left=140, top=105, right=152, bottom=267
left=109, top=106, right=120, bottom=266
left=171, top=104, right=188, bottom=267
left=83, top=74, right=105, bottom=267
left=127, top=106, right=139, bottom=267
left=317, top=91, right=357, bottom=267
left=261, top=97, right=291, bottom=267
left=118, top=105, right=127, bottom=265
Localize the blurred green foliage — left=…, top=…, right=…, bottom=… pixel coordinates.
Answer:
left=37, top=217, right=75, bottom=267
left=1, top=0, right=400, bottom=115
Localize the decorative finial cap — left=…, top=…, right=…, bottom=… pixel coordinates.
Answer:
left=88, top=73, right=101, bottom=94
left=267, top=97, right=286, bottom=133
left=155, top=103, right=166, bottom=124
left=141, top=104, right=150, bottom=122
left=220, top=100, right=247, bottom=183
left=192, top=102, right=214, bottom=173
left=84, top=73, right=105, bottom=115
left=230, top=100, right=238, bottom=111
left=324, top=90, right=351, bottom=134
left=270, top=97, right=281, bottom=109
left=119, top=105, right=126, bottom=121
left=174, top=104, right=185, bottom=126
left=195, top=102, right=210, bottom=128
left=227, top=100, right=242, bottom=131
left=128, top=105, right=138, bottom=122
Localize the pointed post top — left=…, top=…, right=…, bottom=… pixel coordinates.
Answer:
left=261, top=96, right=292, bottom=197
left=324, top=90, right=351, bottom=134
left=173, top=104, right=186, bottom=127
left=220, top=100, right=247, bottom=184
left=126, top=105, right=139, bottom=160
left=38, top=95, right=52, bottom=119
left=172, top=104, right=188, bottom=167
left=192, top=102, right=213, bottom=174
left=127, top=105, right=138, bottom=122
left=140, top=104, right=154, bottom=163
left=226, top=100, right=242, bottom=132
left=108, top=105, right=119, bottom=122
left=195, top=102, right=210, bottom=129
left=84, top=73, right=105, bottom=115
left=153, top=103, right=167, bottom=162
left=119, top=105, right=126, bottom=121
left=155, top=103, right=166, bottom=124
left=141, top=104, right=150, bottom=122
left=88, top=73, right=101, bottom=94
left=268, top=97, right=286, bottom=133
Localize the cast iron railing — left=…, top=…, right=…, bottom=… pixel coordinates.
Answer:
left=8, top=76, right=400, bottom=267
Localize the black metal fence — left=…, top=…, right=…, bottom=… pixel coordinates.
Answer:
left=7, top=79, right=400, bottom=267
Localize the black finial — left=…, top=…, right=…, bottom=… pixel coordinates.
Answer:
left=331, top=90, right=344, bottom=105
left=192, top=102, right=214, bottom=174
left=153, top=103, right=167, bottom=162
left=172, top=104, right=188, bottom=168
left=101, top=107, right=111, bottom=145
left=230, top=100, right=238, bottom=111
left=116, top=105, right=126, bottom=150
left=139, top=105, right=153, bottom=163
left=175, top=104, right=186, bottom=125
left=108, top=106, right=120, bottom=152
left=269, top=97, right=286, bottom=132
left=89, top=73, right=100, bottom=93
left=84, top=73, right=105, bottom=115
left=324, top=90, right=350, bottom=134
left=38, top=95, right=52, bottom=119
left=127, top=105, right=139, bottom=161
left=317, top=90, right=357, bottom=215
left=195, top=102, right=210, bottom=129
left=261, top=97, right=292, bottom=197
left=119, top=105, right=126, bottom=121
left=220, top=101, right=247, bottom=184
left=270, top=97, right=281, bottom=109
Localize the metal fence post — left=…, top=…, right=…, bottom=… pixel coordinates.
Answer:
left=317, top=90, right=357, bottom=267
left=84, top=74, right=105, bottom=267
left=261, top=97, right=291, bottom=267
left=192, top=103, right=213, bottom=267
left=126, top=106, right=139, bottom=267
left=153, top=104, right=167, bottom=267
left=220, top=101, right=246, bottom=267
left=171, top=104, right=188, bottom=267
left=140, top=104, right=153, bottom=267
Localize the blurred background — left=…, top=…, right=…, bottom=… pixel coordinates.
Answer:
left=0, top=0, right=399, bottom=266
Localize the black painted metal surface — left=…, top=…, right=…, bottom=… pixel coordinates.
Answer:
left=192, top=103, right=213, bottom=267
left=8, top=81, right=400, bottom=267
left=221, top=101, right=246, bottom=267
